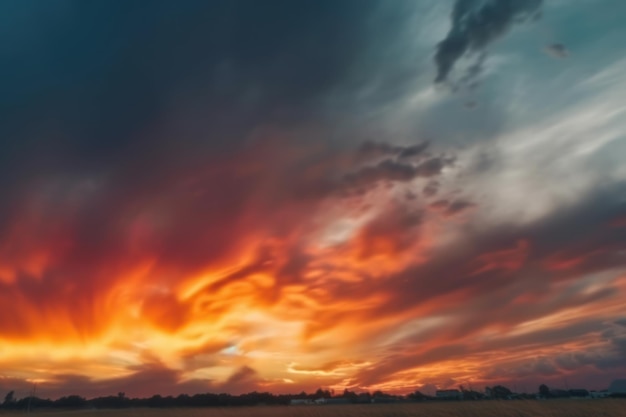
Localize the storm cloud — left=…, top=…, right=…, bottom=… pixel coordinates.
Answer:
left=434, top=0, right=543, bottom=84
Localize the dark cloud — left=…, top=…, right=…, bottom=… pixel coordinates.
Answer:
left=0, top=0, right=395, bottom=226
left=423, top=181, right=439, bottom=197
left=357, top=141, right=403, bottom=159
left=387, top=159, right=441, bottom=184
left=483, top=357, right=560, bottom=380
left=554, top=353, right=587, bottom=371
left=429, top=199, right=475, bottom=217
left=544, top=43, right=569, bottom=58
left=342, top=150, right=453, bottom=194
left=0, top=361, right=266, bottom=399
left=349, top=159, right=418, bottom=184
left=356, top=141, right=430, bottom=162
left=434, top=0, right=543, bottom=84
left=398, top=142, right=431, bottom=159
left=220, top=366, right=260, bottom=393
left=38, top=364, right=212, bottom=399
left=602, top=325, right=626, bottom=358
left=457, top=51, right=486, bottom=91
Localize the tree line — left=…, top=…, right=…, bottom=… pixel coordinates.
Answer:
left=1, top=388, right=401, bottom=410
left=2, top=384, right=623, bottom=411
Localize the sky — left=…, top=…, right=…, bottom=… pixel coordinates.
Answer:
left=1, top=0, right=626, bottom=399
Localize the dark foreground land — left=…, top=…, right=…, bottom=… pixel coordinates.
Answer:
left=1, top=400, right=625, bottom=417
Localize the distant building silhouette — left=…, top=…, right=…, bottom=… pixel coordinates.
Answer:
left=289, top=399, right=313, bottom=405
left=590, top=390, right=609, bottom=399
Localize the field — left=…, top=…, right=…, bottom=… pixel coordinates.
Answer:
left=2, top=400, right=625, bottom=417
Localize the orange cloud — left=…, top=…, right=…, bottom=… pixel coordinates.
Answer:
left=1, top=139, right=626, bottom=398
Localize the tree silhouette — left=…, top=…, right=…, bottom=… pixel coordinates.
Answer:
left=491, top=385, right=513, bottom=399
left=55, top=395, right=87, bottom=408
left=340, top=389, right=358, bottom=402
left=407, top=390, right=429, bottom=401
left=314, top=388, right=331, bottom=399
left=539, top=384, right=550, bottom=398
left=3, top=390, right=15, bottom=406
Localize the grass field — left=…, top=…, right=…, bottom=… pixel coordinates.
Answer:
left=2, top=400, right=625, bottom=417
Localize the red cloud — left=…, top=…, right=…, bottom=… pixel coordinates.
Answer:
left=470, top=240, right=530, bottom=276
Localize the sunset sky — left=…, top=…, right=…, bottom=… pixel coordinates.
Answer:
left=1, top=0, right=626, bottom=399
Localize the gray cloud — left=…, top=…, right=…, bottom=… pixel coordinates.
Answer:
left=399, top=142, right=431, bottom=160
left=423, top=181, right=440, bottom=197
left=544, top=43, right=569, bottom=58
left=342, top=156, right=453, bottom=193
left=434, top=0, right=543, bottom=84
left=457, top=52, right=486, bottom=91
left=338, top=141, right=453, bottom=195
left=416, top=156, right=456, bottom=177
left=429, top=199, right=475, bottom=217
left=602, top=325, right=626, bottom=358
left=356, top=141, right=430, bottom=162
